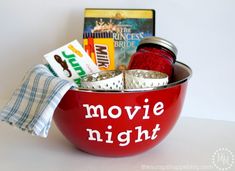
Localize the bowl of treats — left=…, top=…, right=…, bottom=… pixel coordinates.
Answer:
left=53, top=61, right=191, bottom=157
left=51, top=36, right=192, bottom=157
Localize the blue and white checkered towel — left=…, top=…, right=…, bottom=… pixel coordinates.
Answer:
left=0, top=64, right=76, bottom=137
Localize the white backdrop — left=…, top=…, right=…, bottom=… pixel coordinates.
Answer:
left=0, top=0, right=235, bottom=122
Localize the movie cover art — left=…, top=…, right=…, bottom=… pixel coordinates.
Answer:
left=83, top=9, right=155, bottom=69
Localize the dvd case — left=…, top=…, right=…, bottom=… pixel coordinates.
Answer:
left=83, top=8, right=155, bottom=69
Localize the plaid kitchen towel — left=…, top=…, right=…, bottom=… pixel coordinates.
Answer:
left=0, top=64, right=76, bottom=137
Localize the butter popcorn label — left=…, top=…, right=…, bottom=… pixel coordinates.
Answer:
left=44, top=40, right=99, bottom=85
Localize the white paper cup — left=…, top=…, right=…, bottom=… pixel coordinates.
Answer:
left=125, top=69, right=168, bottom=89
left=80, top=70, right=124, bottom=91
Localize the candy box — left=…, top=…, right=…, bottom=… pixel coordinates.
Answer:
left=83, top=33, right=115, bottom=71
left=44, top=40, right=99, bottom=85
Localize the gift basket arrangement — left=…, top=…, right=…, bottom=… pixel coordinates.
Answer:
left=0, top=8, right=192, bottom=157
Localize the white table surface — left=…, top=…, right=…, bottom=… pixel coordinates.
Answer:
left=0, top=117, right=234, bottom=171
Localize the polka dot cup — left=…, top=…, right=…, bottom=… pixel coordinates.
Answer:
left=125, top=69, right=168, bottom=89
left=80, top=70, right=124, bottom=91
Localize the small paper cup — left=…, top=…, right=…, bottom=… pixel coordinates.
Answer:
left=125, top=69, right=168, bottom=89
left=80, top=70, right=124, bottom=91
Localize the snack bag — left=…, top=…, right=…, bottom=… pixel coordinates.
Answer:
left=44, top=40, right=99, bottom=85
left=83, top=32, right=115, bottom=70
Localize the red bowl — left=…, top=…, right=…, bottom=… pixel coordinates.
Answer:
left=53, top=61, right=192, bottom=157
